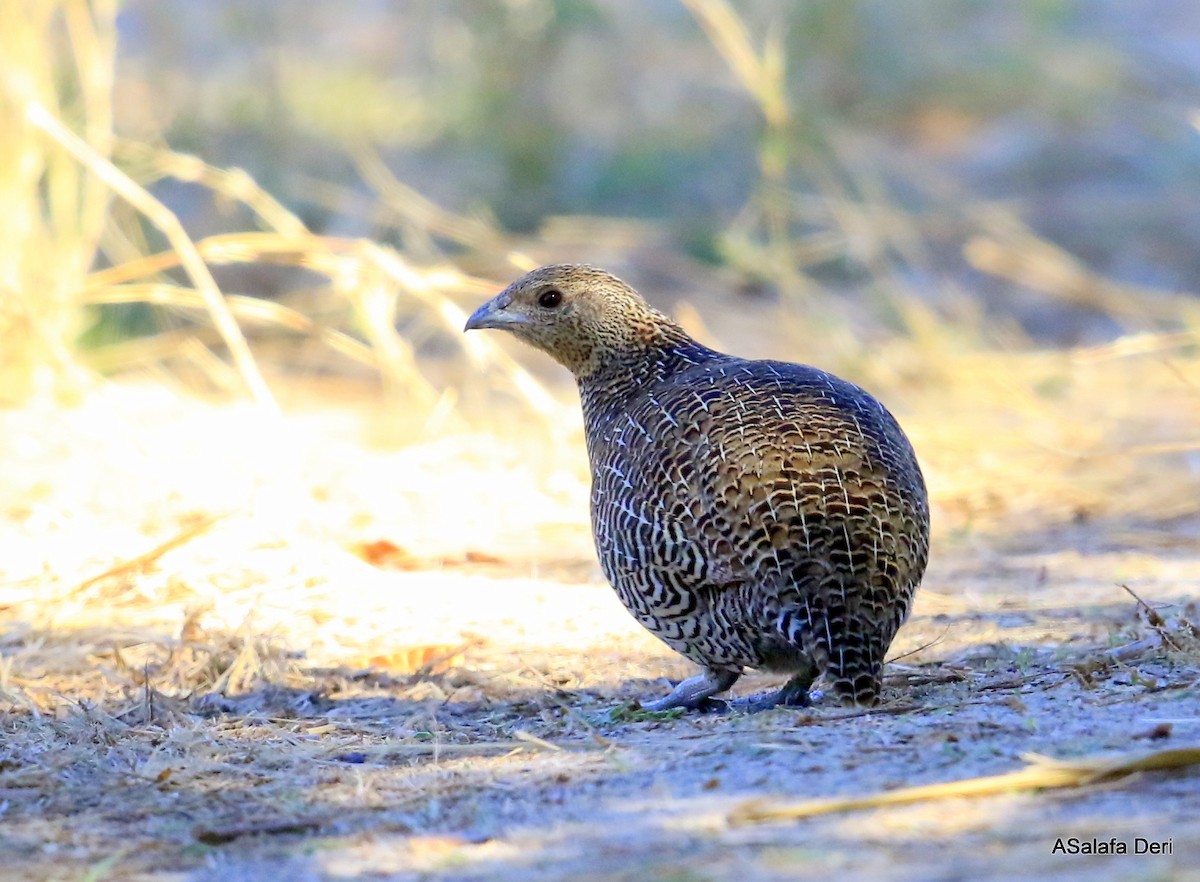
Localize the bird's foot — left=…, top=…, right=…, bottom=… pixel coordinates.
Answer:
left=731, top=677, right=819, bottom=713
left=640, top=669, right=739, bottom=713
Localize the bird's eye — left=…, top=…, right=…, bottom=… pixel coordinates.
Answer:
left=537, top=288, right=563, bottom=309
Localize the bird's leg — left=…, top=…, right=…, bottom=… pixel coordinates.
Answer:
left=640, top=668, right=740, bottom=712
left=731, top=664, right=818, bottom=713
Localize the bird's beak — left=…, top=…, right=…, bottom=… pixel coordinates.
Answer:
left=464, top=293, right=530, bottom=332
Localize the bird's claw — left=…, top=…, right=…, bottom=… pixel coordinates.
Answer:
left=730, top=679, right=819, bottom=713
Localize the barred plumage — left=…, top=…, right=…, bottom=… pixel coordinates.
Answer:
left=466, top=264, right=929, bottom=710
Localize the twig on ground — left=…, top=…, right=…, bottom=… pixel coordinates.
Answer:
left=194, top=816, right=329, bottom=845
left=728, top=746, right=1200, bottom=824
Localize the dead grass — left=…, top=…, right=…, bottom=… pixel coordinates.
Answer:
left=0, top=0, right=116, bottom=403
left=3, top=4, right=565, bottom=439
left=2, top=344, right=1199, bottom=879
left=2, top=4, right=1199, bottom=879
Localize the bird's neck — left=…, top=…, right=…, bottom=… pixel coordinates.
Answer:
left=576, top=325, right=715, bottom=428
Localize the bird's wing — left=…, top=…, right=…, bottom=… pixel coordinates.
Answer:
left=598, top=362, right=903, bottom=595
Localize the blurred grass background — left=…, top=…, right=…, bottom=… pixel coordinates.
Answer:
left=2, top=15, right=1199, bottom=869
left=2, top=0, right=1198, bottom=428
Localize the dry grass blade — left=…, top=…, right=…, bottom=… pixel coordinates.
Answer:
left=87, top=283, right=312, bottom=330
left=1072, top=330, right=1200, bottom=364
left=964, top=232, right=1185, bottom=328
left=885, top=626, right=950, bottom=664
left=82, top=230, right=566, bottom=419
left=1120, top=584, right=1200, bottom=659
left=358, top=241, right=568, bottom=420
left=83, top=232, right=331, bottom=287
left=1126, top=440, right=1200, bottom=455
left=682, top=0, right=808, bottom=299
left=345, top=739, right=595, bottom=759
left=69, top=514, right=225, bottom=595
left=680, top=0, right=787, bottom=128
left=118, top=140, right=309, bottom=237
left=23, top=99, right=276, bottom=409
left=512, top=729, right=565, bottom=752
left=84, top=283, right=380, bottom=368
left=0, top=0, right=117, bottom=402
left=728, top=746, right=1200, bottom=825
left=353, top=145, right=503, bottom=252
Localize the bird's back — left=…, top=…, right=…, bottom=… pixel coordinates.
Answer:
left=583, top=352, right=930, bottom=704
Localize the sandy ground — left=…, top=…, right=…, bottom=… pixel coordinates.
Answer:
left=1, top=365, right=1199, bottom=881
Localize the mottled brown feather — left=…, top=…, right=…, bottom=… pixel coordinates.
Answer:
left=466, top=265, right=930, bottom=706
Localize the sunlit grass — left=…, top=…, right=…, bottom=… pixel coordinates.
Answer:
left=0, top=5, right=1198, bottom=876
left=0, top=0, right=116, bottom=403
left=0, top=0, right=1195, bottom=630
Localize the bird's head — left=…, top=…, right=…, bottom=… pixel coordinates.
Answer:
left=464, top=264, right=682, bottom=377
